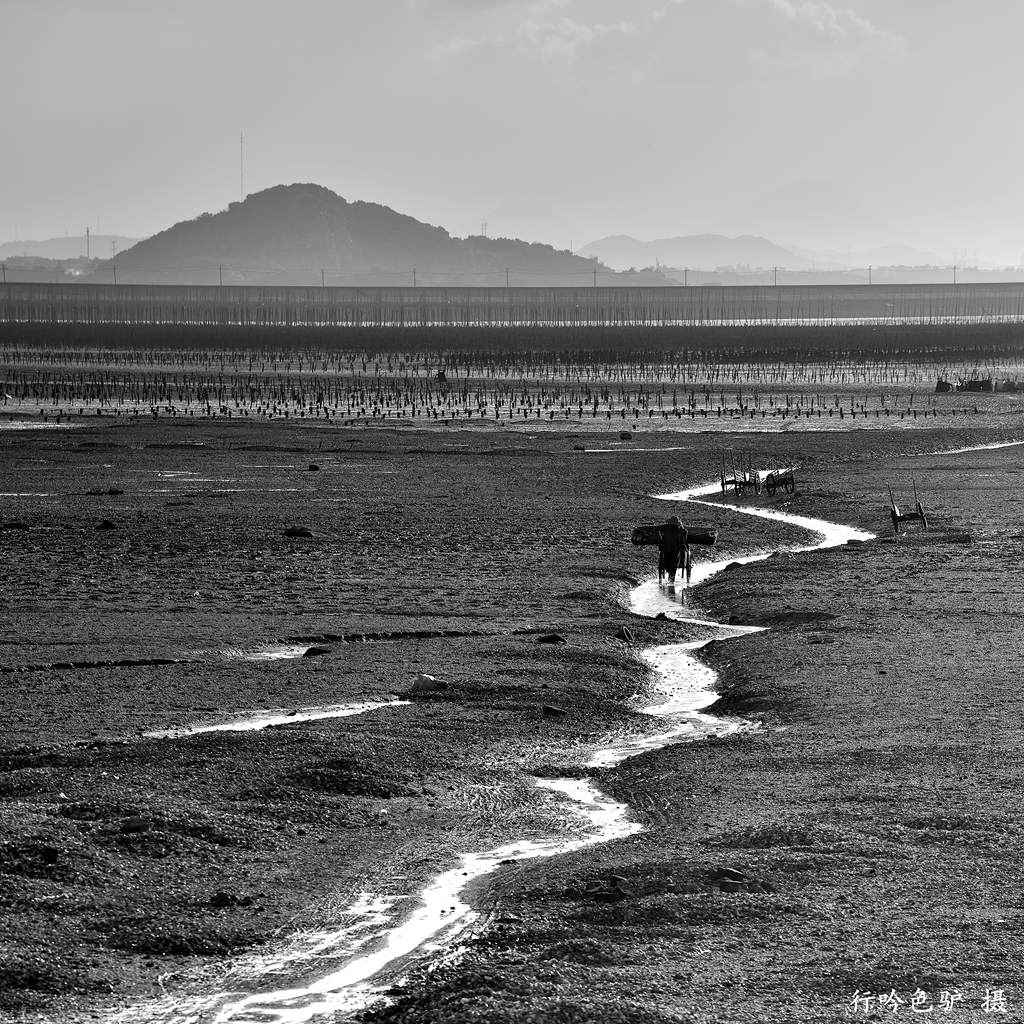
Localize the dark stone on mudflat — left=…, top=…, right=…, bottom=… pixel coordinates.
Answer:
left=303, top=646, right=331, bottom=658
left=846, top=538, right=865, bottom=546
left=719, top=879, right=746, bottom=893
left=619, top=431, right=632, bottom=440
left=210, top=890, right=248, bottom=908
left=592, top=888, right=628, bottom=903
left=96, top=519, right=117, bottom=530
left=725, top=561, right=742, bottom=571
left=590, top=876, right=634, bottom=901
left=542, top=704, right=568, bottom=718
left=537, top=633, right=567, bottom=644
left=119, top=816, right=151, bottom=834
left=614, top=626, right=635, bottom=642
left=283, top=526, right=313, bottom=538
left=308, top=463, right=320, bottom=471
left=709, top=867, right=748, bottom=882
left=2, top=521, right=28, bottom=531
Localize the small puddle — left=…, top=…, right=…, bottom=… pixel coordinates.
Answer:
left=920, top=439, right=1024, bottom=456
left=219, top=645, right=310, bottom=662
left=144, top=700, right=409, bottom=740
left=0, top=421, right=74, bottom=430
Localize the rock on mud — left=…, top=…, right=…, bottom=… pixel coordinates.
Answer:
left=410, top=673, right=448, bottom=694
left=536, top=633, right=567, bottom=644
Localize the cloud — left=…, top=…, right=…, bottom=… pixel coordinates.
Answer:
left=427, top=0, right=902, bottom=80
left=429, top=4, right=637, bottom=66
left=429, top=31, right=505, bottom=64
left=764, top=0, right=905, bottom=56
left=515, top=15, right=637, bottom=61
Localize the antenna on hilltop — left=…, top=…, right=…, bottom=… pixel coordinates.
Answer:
left=240, top=131, right=245, bottom=202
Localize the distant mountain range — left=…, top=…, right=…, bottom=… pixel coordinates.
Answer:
left=579, top=234, right=800, bottom=271
left=0, top=235, right=140, bottom=261
left=580, top=234, right=949, bottom=272
left=76, top=185, right=667, bottom=287
left=0, top=190, right=967, bottom=287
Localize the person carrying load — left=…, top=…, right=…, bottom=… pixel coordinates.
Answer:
left=657, top=515, right=690, bottom=585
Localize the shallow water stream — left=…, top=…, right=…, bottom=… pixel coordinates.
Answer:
left=111, top=478, right=872, bottom=1024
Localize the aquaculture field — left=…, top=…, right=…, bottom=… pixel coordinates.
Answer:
left=2, top=323, right=1023, bottom=428
left=5, top=281, right=1024, bottom=327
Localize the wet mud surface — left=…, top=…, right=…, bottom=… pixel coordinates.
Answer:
left=2, top=420, right=1024, bottom=1022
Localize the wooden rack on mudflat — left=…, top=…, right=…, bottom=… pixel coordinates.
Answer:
left=889, top=480, right=928, bottom=534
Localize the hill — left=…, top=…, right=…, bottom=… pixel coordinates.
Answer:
left=0, top=235, right=140, bottom=261
left=92, top=185, right=667, bottom=287
left=579, top=233, right=808, bottom=272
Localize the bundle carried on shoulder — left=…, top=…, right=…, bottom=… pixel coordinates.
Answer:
left=630, top=524, right=718, bottom=547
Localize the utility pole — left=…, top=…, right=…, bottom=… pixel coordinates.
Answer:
left=240, top=132, right=245, bottom=202
left=505, top=268, right=509, bottom=288
left=773, top=266, right=778, bottom=287
left=112, top=264, right=117, bottom=285
left=1, top=264, right=6, bottom=284
left=111, top=241, right=117, bottom=258
left=321, top=268, right=325, bottom=288
left=219, top=264, right=223, bottom=287
left=412, top=268, right=417, bottom=287
left=593, top=261, right=597, bottom=288
left=953, top=264, right=957, bottom=285
left=868, top=265, right=872, bottom=285
left=86, top=226, right=90, bottom=259
left=683, top=267, right=688, bottom=286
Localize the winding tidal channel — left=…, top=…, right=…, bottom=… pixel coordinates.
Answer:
left=111, top=479, right=872, bottom=1024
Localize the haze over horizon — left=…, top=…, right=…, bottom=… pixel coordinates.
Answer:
left=4, top=0, right=1023, bottom=265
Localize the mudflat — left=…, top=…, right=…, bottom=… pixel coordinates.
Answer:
left=2, top=418, right=1023, bottom=1023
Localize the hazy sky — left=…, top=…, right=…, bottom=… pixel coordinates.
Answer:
left=3, top=0, right=1023, bottom=262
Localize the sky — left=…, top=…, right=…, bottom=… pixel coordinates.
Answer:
left=3, top=0, right=1023, bottom=264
